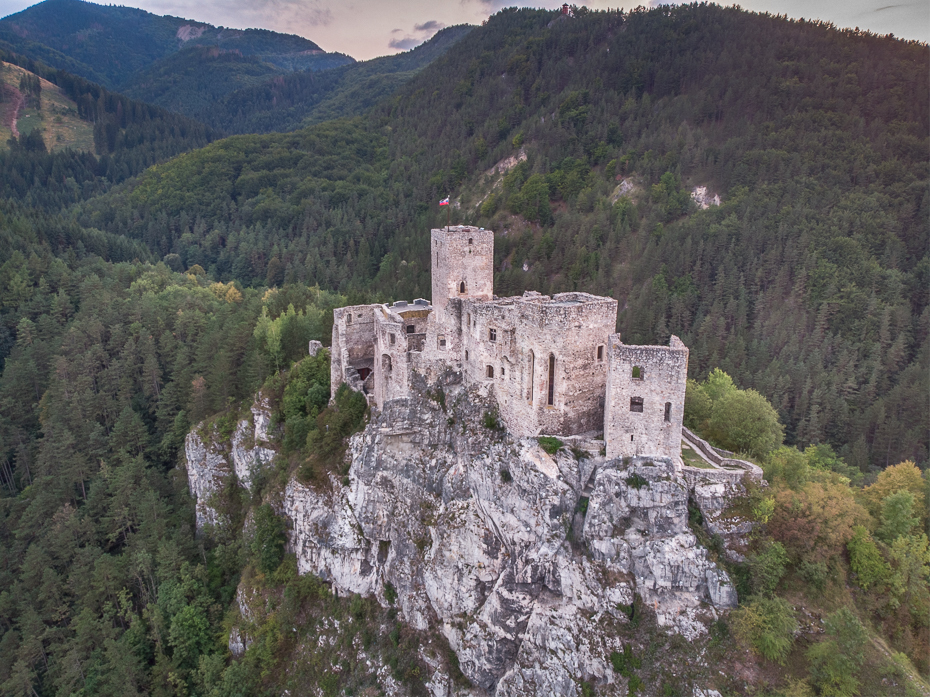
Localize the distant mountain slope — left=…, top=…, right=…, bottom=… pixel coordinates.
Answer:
left=200, top=25, right=473, bottom=134
left=0, top=46, right=217, bottom=209
left=120, top=46, right=288, bottom=119
left=0, top=0, right=353, bottom=89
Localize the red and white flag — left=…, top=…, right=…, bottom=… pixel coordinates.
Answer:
left=439, top=197, right=450, bottom=206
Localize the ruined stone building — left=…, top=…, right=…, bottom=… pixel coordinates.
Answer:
left=331, top=225, right=689, bottom=460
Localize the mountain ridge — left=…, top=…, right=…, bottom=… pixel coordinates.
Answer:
left=0, top=0, right=354, bottom=89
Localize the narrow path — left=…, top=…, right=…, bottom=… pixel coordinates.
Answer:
left=680, top=432, right=721, bottom=468
left=0, top=85, right=25, bottom=138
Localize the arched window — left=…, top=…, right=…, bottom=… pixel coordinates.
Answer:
left=459, top=281, right=466, bottom=294
left=468, top=238, right=473, bottom=245
left=486, top=365, right=494, bottom=379
left=547, top=354, right=555, bottom=406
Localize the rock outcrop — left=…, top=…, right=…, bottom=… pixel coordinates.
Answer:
left=185, top=378, right=748, bottom=695
left=185, top=397, right=275, bottom=531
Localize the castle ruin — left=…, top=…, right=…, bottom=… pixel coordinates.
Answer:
left=331, top=225, right=689, bottom=460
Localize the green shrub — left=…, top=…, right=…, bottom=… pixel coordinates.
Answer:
left=847, top=525, right=891, bottom=590
left=609, top=645, right=641, bottom=677
left=538, top=436, right=563, bottom=454
left=251, top=504, right=287, bottom=575
left=482, top=410, right=504, bottom=431
left=806, top=607, right=867, bottom=697
left=731, top=596, right=797, bottom=664
left=625, top=473, right=649, bottom=489
left=384, top=581, right=398, bottom=605
left=748, top=540, right=788, bottom=596
left=500, top=468, right=513, bottom=483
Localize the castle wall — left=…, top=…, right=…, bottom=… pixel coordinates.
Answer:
left=373, top=305, right=414, bottom=407
left=331, top=305, right=378, bottom=399
left=604, top=335, right=688, bottom=460
left=462, top=292, right=617, bottom=437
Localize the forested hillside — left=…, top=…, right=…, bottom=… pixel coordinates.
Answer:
left=77, top=5, right=928, bottom=471
left=199, top=25, right=473, bottom=134
left=0, top=47, right=217, bottom=209
left=0, top=0, right=353, bottom=109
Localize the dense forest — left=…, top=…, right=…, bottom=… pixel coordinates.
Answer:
left=0, top=4, right=927, bottom=696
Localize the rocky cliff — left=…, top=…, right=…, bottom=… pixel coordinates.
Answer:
left=185, top=374, right=755, bottom=695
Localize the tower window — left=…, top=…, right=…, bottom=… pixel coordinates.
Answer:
left=389, top=333, right=395, bottom=345
left=501, top=366, right=505, bottom=376
left=630, top=397, right=644, bottom=412
left=465, top=350, right=469, bottom=361
left=346, top=313, right=352, bottom=324
left=459, top=281, right=466, bottom=294
left=407, top=325, right=415, bottom=334
left=489, top=328, right=496, bottom=342
left=438, top=336, right=446, bottom=349
left=468, top=238, right=473, bottom=245
left=597, top=345, right=604, bottom=361
left=528, top=351, right=534, bottom=403
left=664, top=402, right=671, bottom=422
left=547, top=354, right=555, bottom=406
left=632, top=366, right=644, bottom=380
left=486, top=365, right=494, bottom=378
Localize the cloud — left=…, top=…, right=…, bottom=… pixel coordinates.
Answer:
left=387, top=18, right=445, bottom=52
left=414, top=20, right=444, bottom=32
left=388, top=36, right=423, bottom=49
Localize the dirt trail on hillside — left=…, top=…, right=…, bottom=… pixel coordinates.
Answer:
left=0, top=83, right=25, bottom=138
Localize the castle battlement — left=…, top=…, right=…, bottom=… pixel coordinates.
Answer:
left=330, top=226, right=688, bottom=460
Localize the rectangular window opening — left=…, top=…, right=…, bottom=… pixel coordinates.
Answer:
left=547, top=355, right=555, bottom=406
left=486, top=365, right=494, bottom=379
left=664, top=402, right=671, bottom=422
left=597, top=345, right=604, bottom=361
left=407, top=325, right=415, bottom=334
left=346, top=313, right=352, bottom=324
left=630, top=396, right=644, bottom=413
left=389, top=333, right=395, bottom=345
left=438, top=336, right=446, bottom=349
left=489, top=328, right=497, bottom=342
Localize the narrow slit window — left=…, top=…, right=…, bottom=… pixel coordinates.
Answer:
left=597, top=345, right=604, bottom=361
left=547, top=354, right=555, bottom=406
left=664, top=402, right=671, bottom=422
left=459, top=281, right=466, bottom=294
left=528, top=351, right=534, bottom=403
left=501, top=366, right=505, bottom=376
left=346, top=313, right=352, bottom=324
left=630, top=396, right=644, bottom=412
left=486, top=365, right=494, bottom=379
left=465, top=350, right=469, bottom=361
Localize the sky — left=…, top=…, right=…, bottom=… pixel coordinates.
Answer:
left=0, top=0, right=926, bottom=60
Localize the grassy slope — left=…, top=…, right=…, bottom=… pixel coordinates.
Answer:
left=0, top=60, right=93, bottom=152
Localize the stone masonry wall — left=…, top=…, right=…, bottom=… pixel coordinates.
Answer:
left=462, top=291, right=617, bottom=437
left=604, top=335, right=688, bottom=459
left=331, top=304, right=377, bottom=400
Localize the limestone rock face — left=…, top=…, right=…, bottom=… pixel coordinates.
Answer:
left=184, top=396, right=275, bottom=532
left=279, top=382, right=738, bottom=694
